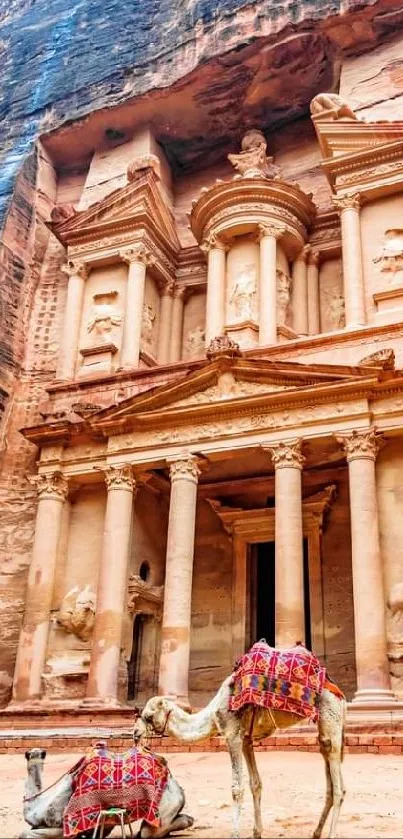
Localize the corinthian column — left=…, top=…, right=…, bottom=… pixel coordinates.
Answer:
left=158, top=453, right=200, bottom=702
left=201, top=234, right=228, bottom=347
left=334, top=193, right=366, bottom=328
left=336, top=430, right=395, bottom=702
left=258, top=225, right=285, bottom=346
left=170, top=286, right=186, bottom=363
left=292, top=246, right=309, bottom=335
left=157, top=281, right=174, bottom=365
left=120, top=245, right=155, bottom=369
left=58, top=260, right=88, bottom=379
left=307, top=250, right=320, bottom=335
left=12, top=472, right=68, bottom=702
left=265, top=440, right=305, bottom=647
left=86, top=465, right=136, bottom=703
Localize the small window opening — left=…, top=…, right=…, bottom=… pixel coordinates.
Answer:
left=139, top=561, right=150, bottom=582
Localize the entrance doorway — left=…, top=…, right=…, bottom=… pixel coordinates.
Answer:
left=248, top=539, right=312, bottom=649
left=127, top=615, right=145, bottom=701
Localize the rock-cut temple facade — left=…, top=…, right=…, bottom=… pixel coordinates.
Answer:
left=2, top=5, right=403, bottom=724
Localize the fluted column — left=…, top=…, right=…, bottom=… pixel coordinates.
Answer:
left=201, top=234, right=228, bottom=347
left=120, top=245, right=155, bottom=369
left=169, top=286, right=186, bottom=363
left=158, top=453, right=200, bottom=702
left=334, top=193, right=366, bottom=328
left=12, top=472, right=68, bottom=702
left=266, top=440, right=305, bottom=647
left=58, top=260, right=88, bottom=379
left=157, top=281, right=174, bottom=364
left=307, top=250, right=320, bottom=335
left=258, top=225, right=285, bottom=346
left=336, top=430, right=395, bottom=702
left=292, top=245, right=309, bottom=336
left=86, top=465, right=136, bottom=703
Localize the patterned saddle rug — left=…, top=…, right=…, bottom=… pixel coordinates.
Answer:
left=229, top=641, right=327, bottom=722
left=63, top=742, right=169, bottom=837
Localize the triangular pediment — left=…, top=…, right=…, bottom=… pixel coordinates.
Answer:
left=51, top=168, right=180, bottom=251
left=313, top=117, right=403, bottom=161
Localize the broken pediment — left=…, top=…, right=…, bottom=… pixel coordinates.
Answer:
left=50, top=168, right=180, bottom=252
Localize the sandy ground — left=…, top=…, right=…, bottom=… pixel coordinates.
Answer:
left=1, top=750, right=402, bottom=838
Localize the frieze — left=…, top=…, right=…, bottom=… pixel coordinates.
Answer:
left=205, top=203, right=307, bottom=240
left=336, top=161, right=403, bottom=188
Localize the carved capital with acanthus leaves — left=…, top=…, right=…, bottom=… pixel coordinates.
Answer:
left=102, top=464, right=137, bottom=492
left=28, top=471, right=69, bottom=501
left=335, top=429, right=384, bottom=462
left=308, top=249, right=320, bottom=267
left=161, top=279, right=175, bottom=297
left=120, top=244, right=155, bottom=267
left=333, top=193, right=361, bottom=212
left=200, top=233, right=229, bottom=254
left=257, top=223, right=286, bottom=242
left=168, top=452, right=201, bottom=484
left=61, top=260, right=88, bottom=280
left=264, top=439, right=305, bottom=470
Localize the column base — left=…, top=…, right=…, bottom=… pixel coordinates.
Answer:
left=352, top=688, right=397, bottom=704
left=80, top=696, right=123, bottom=710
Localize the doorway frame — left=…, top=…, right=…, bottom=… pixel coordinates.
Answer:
left=211, top=485, right=336, bottom=663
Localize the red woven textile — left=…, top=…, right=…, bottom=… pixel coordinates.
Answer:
left=63, top=743, right=168, bottom=837
left=229, top=641, right=326, bottom=722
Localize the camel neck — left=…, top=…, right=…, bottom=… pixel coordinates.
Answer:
left=167, top=678, right=230, bottom=743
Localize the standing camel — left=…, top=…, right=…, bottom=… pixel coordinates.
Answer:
left=20, top=746, right=194, bottom=839
left=134, top=653, right=346, bottom=839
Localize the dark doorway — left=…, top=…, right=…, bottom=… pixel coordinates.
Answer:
left=249, top=539, right=312, bottom=650
left=127, top=615, right=144, bottom=701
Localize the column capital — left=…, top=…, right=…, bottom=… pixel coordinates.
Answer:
left=28, top=471, right=69, bottom=500
left=335, top=428, right=384, bottom=462
left=103, top=464, right=137, bottom=492
left=120, top=244, right=155, bottom=267
left=333, top=192, right=361, bottom=212
left=308, top=249, right=320, bottom=267
left=200, top=233, right=229, bottom=254
left=173, top=284, right=187, bottom=300
left=257, top=223, right=286, bottom=242
left=61, top=259, right=88, bottom=280
left=294, top=244, right=310, bottom=264
left=167, top=452, right=201, bottom=483
left=264, top=439, right=305, bottom=470
left=161, top=279, right=175, bottom=297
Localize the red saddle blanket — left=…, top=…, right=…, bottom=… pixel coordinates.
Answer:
left=63, top=743, right=169, bottom=837
left=229, top=641, right=327, bottom=722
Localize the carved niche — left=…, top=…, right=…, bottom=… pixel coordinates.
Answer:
left=141, top=303, right=156, bottom=350
left=276, top=269, right=292, bottom=326
left=373, top=230, right=403, bottom=280
left=229, top=262, right=257, bottom=322
left=185, top=325, right=205, bottom=359
left=325, top=285, right=346, bottom=330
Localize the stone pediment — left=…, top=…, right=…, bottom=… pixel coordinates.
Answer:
left=50, top=168, right=180, bottom=251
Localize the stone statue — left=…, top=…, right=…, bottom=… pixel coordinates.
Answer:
left=373, top=229, right=403, bottom=278
left=57, top=585, right=96, bottom=641
left=141, top=303, right=156, bottom=347
left=310, top=92, right=357, bottom=121
left=276, top=270, right=291, bottom=325
left=127, top=153, right=161, bottom=182
left=87, top=292, right=122, bottom=343
left=229, top=263, right=256, bottom=321
left=325, top=286, right=346, bottom=330
left=228, top=129, right=281, bottom=179
left=206, top=334, right=241, bottom=359
left=185, top=325, right=205, bottom=358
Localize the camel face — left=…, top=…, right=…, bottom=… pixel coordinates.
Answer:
left=138, top=696, right=171, bottom=736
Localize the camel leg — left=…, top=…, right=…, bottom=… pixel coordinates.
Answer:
left=140, top=773, right=194, bottom=838
left=327, top=756, right=345, bottom=839
left=19, top=830, right=63, bottom=839
left=242, top=738, right=263, bottom=839
left=312, top=753, right=332, bottom=839
left=313, top=691, right=346, bottom=839
left=226, top=733, right=244, bottom=839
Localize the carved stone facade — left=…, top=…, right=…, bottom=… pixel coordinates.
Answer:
left=5, top=43, right=403, bottom=723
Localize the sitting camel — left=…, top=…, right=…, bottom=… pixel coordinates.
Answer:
left=21, top=744, right=193, bottom=839
left=134, top=645, right=346, bottom=839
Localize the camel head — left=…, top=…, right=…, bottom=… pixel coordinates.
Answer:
left=134, top=696, right=175, bottom=738
left=25, top=748, right=46, bottom=792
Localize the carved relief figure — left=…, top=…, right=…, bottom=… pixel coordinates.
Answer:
left=310, top=92, right=357, bottom=121
left=141, top=303, right=156, bottom=348
left=87, top=291, right=122, bottom=343
left=185, top=325, right=205, bottom=359
left=373, top=229, right=403, bottom=280
left=228, top=129, right=281, bottom=179
left=57, top=586, right=96, bottom=641
left=229, top=263, right=256, bottom=321
left=325, top=286, right=346, bottom=330
left=276, top=270, right=291, bottom=325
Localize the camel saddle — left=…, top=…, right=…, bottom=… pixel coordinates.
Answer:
left=229, top=641, right=332, bottom=722
left=63, top=742, right=169, bottom=837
